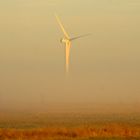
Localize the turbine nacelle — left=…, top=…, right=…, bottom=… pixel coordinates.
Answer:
left=60, top=38, right=69, bottom=44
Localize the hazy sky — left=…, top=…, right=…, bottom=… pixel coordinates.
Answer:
left=0, top=0, right=140, bottom=111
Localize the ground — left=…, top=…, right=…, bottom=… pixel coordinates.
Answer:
left=0, top=112, right=140, bottom=140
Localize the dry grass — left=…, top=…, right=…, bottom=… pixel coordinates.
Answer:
left=0, top=124, right=140, bottom=140
left=0, top=113, right=140, bottom=139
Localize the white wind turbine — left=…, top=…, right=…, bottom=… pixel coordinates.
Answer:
left=55, top=14, right=90, bottom=73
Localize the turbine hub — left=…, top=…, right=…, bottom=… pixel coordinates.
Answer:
left=60, top=38, right=69, bottom=44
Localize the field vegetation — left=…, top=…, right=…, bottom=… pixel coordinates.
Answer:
left=0, top=112, right=140, bottom=140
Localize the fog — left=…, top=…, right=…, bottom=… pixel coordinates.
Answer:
left=0, top=0, right=140, bottom=113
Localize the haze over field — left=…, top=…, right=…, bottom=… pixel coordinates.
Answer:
left=0, top=0, right=140, bottom=112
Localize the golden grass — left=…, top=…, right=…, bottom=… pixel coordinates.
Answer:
left=0, top=113, right=140, bottom=139
left=0, top=124, right=140, bottom=140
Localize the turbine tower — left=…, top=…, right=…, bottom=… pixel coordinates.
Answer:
left=55, top=14, right=90, bottom=73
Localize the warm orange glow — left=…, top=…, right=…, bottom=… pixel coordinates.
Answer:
left=66, top=41, right=71, bottom=73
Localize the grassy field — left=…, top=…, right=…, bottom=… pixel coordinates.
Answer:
left=0, top=112, right=140, bottom=140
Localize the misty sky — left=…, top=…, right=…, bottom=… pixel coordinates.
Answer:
left=0, top=0, right=140, bottom=111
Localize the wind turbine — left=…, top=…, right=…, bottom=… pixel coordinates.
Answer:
left=55, top=14, right=90, bottom=73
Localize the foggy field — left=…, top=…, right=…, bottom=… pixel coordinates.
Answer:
left=1, top=0, right=140, bottom=139
left=0, top=113, right=140, bottom=140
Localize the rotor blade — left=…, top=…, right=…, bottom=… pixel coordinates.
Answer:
left=70, top=33, right=91, bottom=41
left=55, top=14, right=70, bottom=39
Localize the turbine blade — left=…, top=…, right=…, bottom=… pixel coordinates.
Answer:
left=70, top=33, right=91, bottom=41
left=55, top=14, right=70, bottom=39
